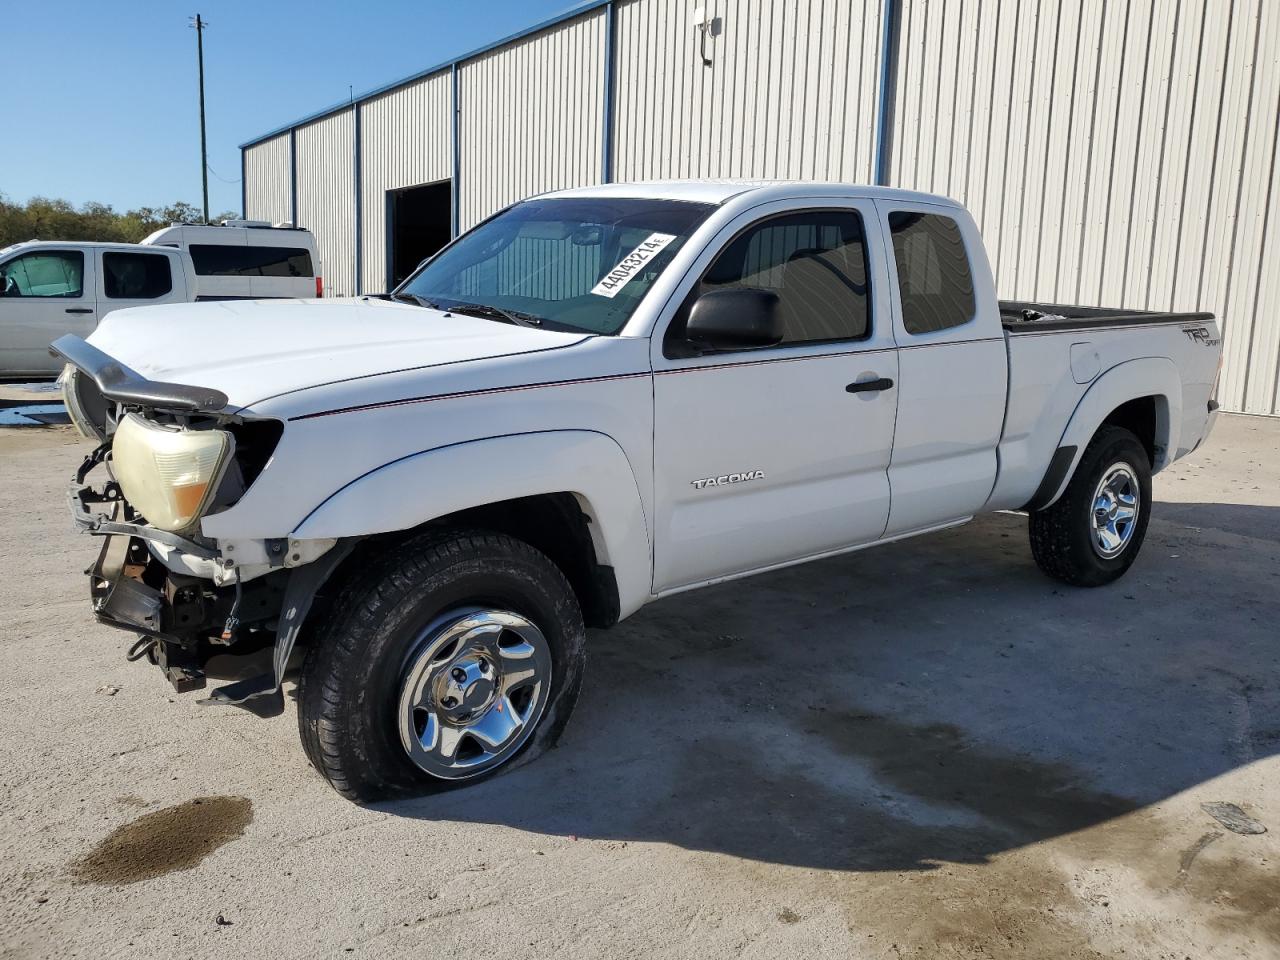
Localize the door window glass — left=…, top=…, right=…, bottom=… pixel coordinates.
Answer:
left=0, top=251, right=84, bottom=298
left=681, top=210, right=872, bottom=346
left=103, top=252, right=173, bottom=299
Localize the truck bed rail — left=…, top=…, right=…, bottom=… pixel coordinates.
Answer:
left=999, top=300, right=1213, bottom=334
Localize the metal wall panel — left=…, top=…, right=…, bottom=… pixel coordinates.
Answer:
left=359, top=72, right=453, bottom=292
left=295, top=110, right=357, bottom=298
left=243, top=133, right=292, bottom=225
left=613, top=0, right=884, bottom=183
left=891, top=0, right=1280, bottom=415
left=458, top=11, right=606, bottom=230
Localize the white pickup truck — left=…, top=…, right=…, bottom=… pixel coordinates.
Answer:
left=1, top=223, right=320, bottom=377
left=53, top=181, right=1222, bottom=802
left=1, top=241, right=198, bottom=377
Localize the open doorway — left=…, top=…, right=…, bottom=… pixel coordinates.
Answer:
left=387, top=180, right=452, bottom=289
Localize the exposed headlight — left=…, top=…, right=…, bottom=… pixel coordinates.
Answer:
left=111, top=413, right=234, bottom=533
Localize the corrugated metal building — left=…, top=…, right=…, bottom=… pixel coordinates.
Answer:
left=240, top=0, right=1280, bottom=416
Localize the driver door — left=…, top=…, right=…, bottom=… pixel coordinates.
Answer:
left=0, top=248, right=97, bottom=376
left=650, top=200, right=898, bottom=593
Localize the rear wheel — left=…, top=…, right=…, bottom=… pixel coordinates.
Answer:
left=1029, top=426, right=1152, bottom=587
left=297, top=529, right=586, bottom=802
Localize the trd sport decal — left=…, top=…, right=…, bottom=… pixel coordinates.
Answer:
left=1182, top=325, right=1221, bottom=347
left=691, top=470, right=764, bottom=490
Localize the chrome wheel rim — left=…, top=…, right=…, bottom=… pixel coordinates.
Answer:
left=1090, top=462, right=1140, bottom=559
left=397, top=609, right=552, bottom=780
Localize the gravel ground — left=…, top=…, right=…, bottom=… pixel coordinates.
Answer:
left=1, top=414, right=1277, bottom=960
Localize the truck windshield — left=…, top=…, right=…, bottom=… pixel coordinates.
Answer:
left=395, top=197, right=714, bottom=335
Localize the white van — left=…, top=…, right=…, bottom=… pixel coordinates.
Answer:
left=142, top=221, right=322, bottom=301
left=0, top=241, right=196, bottom=377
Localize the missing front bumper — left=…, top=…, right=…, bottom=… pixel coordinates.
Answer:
left=87, top=534, right=207, bottom=692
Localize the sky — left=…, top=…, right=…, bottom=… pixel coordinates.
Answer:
left=0, top=0, right=582, bottom=216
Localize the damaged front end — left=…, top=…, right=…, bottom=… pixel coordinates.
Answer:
left=56, top=334, right=346, bottom=717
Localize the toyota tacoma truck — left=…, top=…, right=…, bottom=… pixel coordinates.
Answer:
left=52, top=181, right=1223, bottom=802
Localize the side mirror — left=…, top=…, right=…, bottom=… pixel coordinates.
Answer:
left=685, top=288, right=783, bottom=350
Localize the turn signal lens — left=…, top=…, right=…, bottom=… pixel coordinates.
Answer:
left=111, top=413, right=234, bottom=533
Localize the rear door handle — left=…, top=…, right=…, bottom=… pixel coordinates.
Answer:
left=65, top=308, right=94, bottom=314
left=845, top=377, right=894, bottom=394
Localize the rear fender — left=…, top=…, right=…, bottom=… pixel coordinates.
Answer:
left=1039, top=357, right=1180, bottom=508
left=291, top=430, right=653, bottom=618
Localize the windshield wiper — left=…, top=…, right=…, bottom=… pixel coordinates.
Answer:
left=391, top=292, right=440, bottom=309
left=445, top=301, right=544, bottom=328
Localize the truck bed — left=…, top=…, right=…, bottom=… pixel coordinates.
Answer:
left=999, top=300, right=1213, bottom=334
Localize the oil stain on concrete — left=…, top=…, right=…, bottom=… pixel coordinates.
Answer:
left=68, top=796, right=252, bottom=885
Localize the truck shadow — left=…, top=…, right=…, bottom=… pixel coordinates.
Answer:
left=386, top=505, right=1280, bottom=873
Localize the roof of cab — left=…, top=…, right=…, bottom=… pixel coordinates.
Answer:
left=543, top=179, right=963, bottom=207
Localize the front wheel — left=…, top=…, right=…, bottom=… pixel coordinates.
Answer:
left=1029, top=425, right=1153, bottom=587
left=297, top=530, right=586, bottom=802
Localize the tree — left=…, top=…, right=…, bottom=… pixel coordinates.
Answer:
left=0, top=194, right=239, bottom=248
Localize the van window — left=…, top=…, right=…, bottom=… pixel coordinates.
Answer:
left=1, top=251, right=84, bottom=298
left=103, top=252, right=173, bottom=299
left=888, top=212, right=975, bottom=335
left=189, top=245, right=314, bottom=278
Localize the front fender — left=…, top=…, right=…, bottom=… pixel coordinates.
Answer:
left=292, top=430, right=653, bottom=619
left=1043, top=357, right=1180, bottom=508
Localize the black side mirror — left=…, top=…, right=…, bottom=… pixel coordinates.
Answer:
left=685, top=288, right=783, bottom=350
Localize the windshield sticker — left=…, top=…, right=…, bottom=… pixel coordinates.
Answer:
left=590, top=233, right=677, bottom=299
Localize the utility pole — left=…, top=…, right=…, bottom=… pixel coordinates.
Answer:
left=192, top=14, right=210, bottom=223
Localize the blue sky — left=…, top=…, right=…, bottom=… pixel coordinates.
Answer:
left=0, top=0, right=581, bottom=215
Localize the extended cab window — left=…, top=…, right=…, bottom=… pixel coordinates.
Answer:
left=888, top=212, right=975, bottom=334
left=0, top=251, right=84, bottom=298
left=671, top=209, right=871, bottom=348
left=190, top=245, right=314, bottom=278
left=103, top=252, right=173, bottom=299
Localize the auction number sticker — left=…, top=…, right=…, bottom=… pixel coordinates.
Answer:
left=590, top=233, right=677, bottom=299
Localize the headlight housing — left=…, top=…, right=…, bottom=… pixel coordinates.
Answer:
left=111, top=413, right=235, bottom=533
left=60, top=365, right=110, bottom=441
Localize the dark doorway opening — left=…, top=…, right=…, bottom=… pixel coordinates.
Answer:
left=387, top=180, right=452, bottom=289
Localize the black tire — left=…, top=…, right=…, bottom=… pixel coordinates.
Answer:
left=1029, top=425, right=1153, bottom=587
left=297, top=528, right=585, bottom=802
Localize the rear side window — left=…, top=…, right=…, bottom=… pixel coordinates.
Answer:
left=103, top=252, right=173, bottom=299
left=888, top=212, right=975, bottom=334
left=692, top=209, right=871, bottom=345
left=189, top=245, right=314, bottom=278
left=1, top=251, right=83, bottom=297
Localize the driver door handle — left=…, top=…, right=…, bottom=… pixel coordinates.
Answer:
left=846, top=377, right=894, bottom=394
left=65, top=308, right=94, bottom=314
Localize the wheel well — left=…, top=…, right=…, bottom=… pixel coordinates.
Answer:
left=1100, top=396, right=1157, bottom=466
left=430, top=493, right=620, bottom=628
left=310, top=493, right=591, bottom=632
left=295, top=493, right=620, bottom=668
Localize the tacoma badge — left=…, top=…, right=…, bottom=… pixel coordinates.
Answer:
left=691, top=471, right=764, bottom=490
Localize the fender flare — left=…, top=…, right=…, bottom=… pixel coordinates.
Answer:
left=292, top=429, right=653, bottom=618
left=1034, top=357, right=1180, bottom=509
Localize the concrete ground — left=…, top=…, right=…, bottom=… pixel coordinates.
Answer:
left=1, top=414, right=1277, bottom=960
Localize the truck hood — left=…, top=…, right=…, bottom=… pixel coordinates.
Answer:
left=86, top=297, right=589, bottom=410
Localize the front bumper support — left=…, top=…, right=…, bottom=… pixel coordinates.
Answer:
left=69, top=480, right=218, bottom=559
